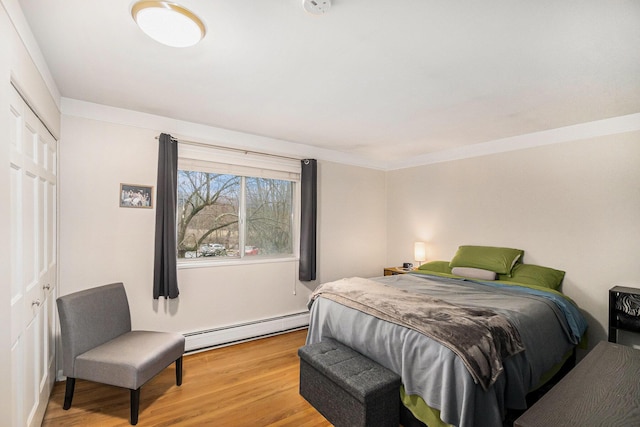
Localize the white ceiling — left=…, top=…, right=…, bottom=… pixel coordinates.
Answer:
left=16, top=0, right=640, bottom=167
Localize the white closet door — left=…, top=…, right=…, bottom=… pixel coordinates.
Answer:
left=9, top=86, right=57, bottom=427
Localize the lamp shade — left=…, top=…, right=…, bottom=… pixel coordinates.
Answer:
left=414, top=242, right=427, bottom=263
left=132, top=1, right=205, bottom=47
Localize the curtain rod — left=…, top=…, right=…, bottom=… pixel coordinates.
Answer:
left=155, top=135, right=303, bottom=162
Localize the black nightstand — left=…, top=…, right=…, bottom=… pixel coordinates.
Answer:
left=608, top=285, right=640, bottom=343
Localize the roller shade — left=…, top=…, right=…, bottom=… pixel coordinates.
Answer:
left=179, top=144, right=300, bottom=181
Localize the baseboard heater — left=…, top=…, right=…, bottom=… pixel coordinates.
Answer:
left=183, top=312, right=310, bottom=354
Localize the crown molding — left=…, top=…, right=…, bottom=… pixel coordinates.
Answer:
left=62, top=97, right=640, bottom=172
left=387, top=113, right=640, bottom=170
left=2, top=0, right=61, bottom=108
left=60, top=98, right=388, bottom=170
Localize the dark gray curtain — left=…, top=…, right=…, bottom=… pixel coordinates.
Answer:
left=299, top=159, right=317, bottom=281
left=153, top=133, right=179, bottom=299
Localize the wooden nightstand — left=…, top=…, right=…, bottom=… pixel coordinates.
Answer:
left=383, top=267, right=414, bottom=276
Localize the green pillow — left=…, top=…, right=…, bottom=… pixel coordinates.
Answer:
left=417, top=260, right=453, bottom=274
left=500, top=263, right=565, bottom=290
left=449, top=245, right=524, bottom=276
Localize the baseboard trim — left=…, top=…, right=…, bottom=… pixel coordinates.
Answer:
left=184, top=312, right=310, bottom=354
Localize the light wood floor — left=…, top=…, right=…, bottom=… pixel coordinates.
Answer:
left=42, top=329, right=331, bottom=426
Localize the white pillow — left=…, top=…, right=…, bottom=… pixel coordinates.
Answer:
left=451, top=267, right=497, bottom=281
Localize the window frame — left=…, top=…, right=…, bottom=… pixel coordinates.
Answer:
left=176, top=144, right=301, bottom=269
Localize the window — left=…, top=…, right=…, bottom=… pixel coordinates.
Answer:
left=177, top=145, right=299, bottom=262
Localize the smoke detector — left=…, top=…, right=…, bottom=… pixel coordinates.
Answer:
left=303, top=0, right=331, bottom=15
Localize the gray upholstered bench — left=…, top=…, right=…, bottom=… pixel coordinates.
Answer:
left=298, top=339, right=401, bottom=427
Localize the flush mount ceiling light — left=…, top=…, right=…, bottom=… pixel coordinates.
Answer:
left=302, top=0, right=331, bottom=15
left=131, top=1, right=205, bottom=47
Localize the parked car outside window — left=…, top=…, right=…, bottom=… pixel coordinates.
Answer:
left=244, top=246, right=259, bottom=256
left=200, top=243, right=226, bottom=257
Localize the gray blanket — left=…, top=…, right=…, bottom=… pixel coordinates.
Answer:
left=309, top=277, right=525, bottom=390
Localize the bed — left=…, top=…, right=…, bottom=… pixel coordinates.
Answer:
left=305, top=245, right=588, bottom=427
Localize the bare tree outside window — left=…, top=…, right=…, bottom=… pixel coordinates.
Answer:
left=177, top=170, right=294, bottom=260
left=245, top=177, right=293, bottom=256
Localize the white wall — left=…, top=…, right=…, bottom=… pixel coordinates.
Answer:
left=386, top=133, right=640, bottom=347
left=58, top=114, right=387, bottom=335
left=317, top=160, right=387, bottom=282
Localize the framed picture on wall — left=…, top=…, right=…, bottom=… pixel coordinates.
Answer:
left=119, top=183, right=153, bottom=208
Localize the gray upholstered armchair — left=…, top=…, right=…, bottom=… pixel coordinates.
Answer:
left=56, top=282, right=185, bottom=425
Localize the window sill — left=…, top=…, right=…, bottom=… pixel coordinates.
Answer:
left=178, top=255, right=298, bottom=270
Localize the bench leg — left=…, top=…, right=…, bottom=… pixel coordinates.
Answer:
left=130, top=388, right=140, bottom=425
left=63, top=377, right=75, bottom=410
left=176, top=356, right=183, bottom=386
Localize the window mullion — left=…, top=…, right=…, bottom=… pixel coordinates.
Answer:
left=239, top=176, right=246, bottom=259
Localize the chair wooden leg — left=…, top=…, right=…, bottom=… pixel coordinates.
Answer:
left=176, top=356, right=183, bottom=386
left=130, top=388, right=140, bottom=425
left=63, top=377, right=75, bottom=410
